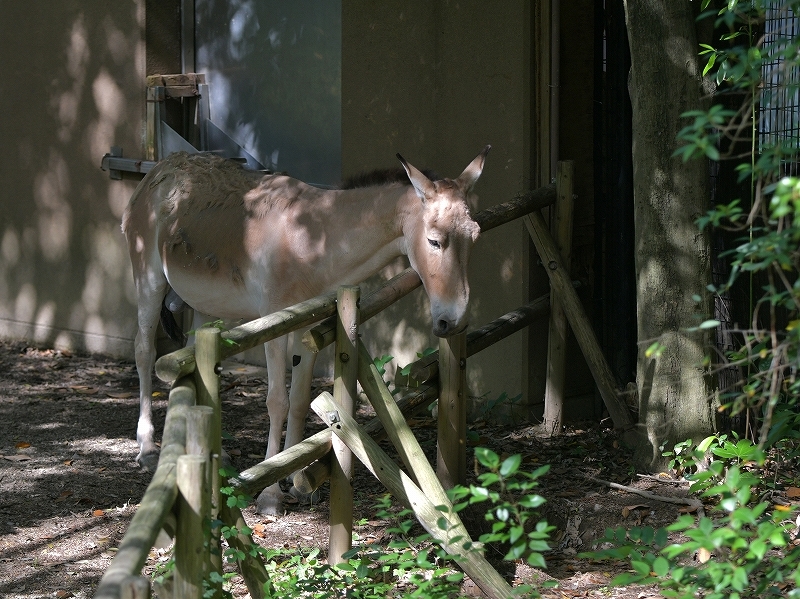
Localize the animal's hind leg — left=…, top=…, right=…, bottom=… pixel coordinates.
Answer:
left=256, top=336, right=290, bottom=515
left=133, top=275, right=168, bottom=470
left=285, top=332, right=320, bottom=503
left=284, top=331, right=318, bottom=450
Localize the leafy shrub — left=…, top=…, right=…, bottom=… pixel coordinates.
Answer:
left=586, top=436, right=800, bottom=598
left=674, top=0, right=800, bottom=447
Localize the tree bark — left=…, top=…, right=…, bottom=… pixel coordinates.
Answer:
left=623, top=0, right=718, bottom=467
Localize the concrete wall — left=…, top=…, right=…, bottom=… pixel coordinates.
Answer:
left=0, top=2, right=599, bottom=421
left=342, top=1, right=534, bottom=414
left=0, top=2, right=146, bottom=356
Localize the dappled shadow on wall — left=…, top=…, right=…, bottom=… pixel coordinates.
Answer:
left=0, top=6, right=143, bottom=355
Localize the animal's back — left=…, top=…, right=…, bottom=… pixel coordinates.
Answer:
left=123, top=153, right=264, bottom=230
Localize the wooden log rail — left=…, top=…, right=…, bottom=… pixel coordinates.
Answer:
left=94, top=377, right=195, bottom=599
left=524, top=211, right=634, bottom=430
left=95, top=338, right=272, bottom=599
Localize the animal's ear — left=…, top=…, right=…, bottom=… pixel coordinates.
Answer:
left=397, top=153, right=436, bottom=203
left=455, top=145, right=491, bottom=193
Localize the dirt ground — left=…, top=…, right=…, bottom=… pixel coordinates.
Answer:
left=0, top=339, right=700, bottom=598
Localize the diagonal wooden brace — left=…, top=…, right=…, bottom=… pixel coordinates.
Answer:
left=311, top=391, right=514, bottom=599
left=524, top=211, right=634, bottom=430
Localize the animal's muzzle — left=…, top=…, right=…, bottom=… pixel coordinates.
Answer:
left=433, top=317, right=468, bottom=338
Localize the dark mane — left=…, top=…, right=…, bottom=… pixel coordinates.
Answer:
left=339, top=167, right=440, bottom=189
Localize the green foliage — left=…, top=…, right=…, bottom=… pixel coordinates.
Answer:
left=210, top=456, right=554, bottom=597
left=674, top=0, right=800, bottom=447
left=398, top=347, right=437, bottom=379
left=586, top=436, right=800, bottom=598
left=372, top=354, right=394, bottom=377
left=150, top=550, right=176, bottom=587
left=476, top=391, right=524, bottom=419
left=448, top=448, right=554, bottom=573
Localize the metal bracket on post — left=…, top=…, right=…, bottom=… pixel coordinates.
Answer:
left=100, top=146, right=157, bottom=179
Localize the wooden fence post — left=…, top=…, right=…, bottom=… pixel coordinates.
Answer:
left=174, top=454, right=210, bottom=599
left=543, top=160, right=575, bottom=435
left=329, top=285, right=360, bottom=565
left=193, top=327, right=222, bottom=584
left=120, top=575, right=150, bottom=599
left=437, top=332, right=467, bottom=488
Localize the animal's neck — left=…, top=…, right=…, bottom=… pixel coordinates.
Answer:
left=322, top=183, right=420, bottom=284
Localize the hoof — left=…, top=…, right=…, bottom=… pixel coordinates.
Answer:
left=289, top=485, right=322, bottom=507
left=136, top=449, right=160, bottom=472
left=256, top=485, right=285, bottom=516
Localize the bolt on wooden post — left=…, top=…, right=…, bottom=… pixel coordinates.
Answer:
left=193, top=327, right=223, bottom=584
left=328, top=285, right=360, bottom=565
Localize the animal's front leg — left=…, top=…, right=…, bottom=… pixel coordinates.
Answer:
left=256, top=336, right=290, bottom=515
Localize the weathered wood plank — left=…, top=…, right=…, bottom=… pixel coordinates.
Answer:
left=543, top=160, right=575, bottom=435
left=329, top=286, right=360, bottom=564
left=437, top=333, right=467, bottom=488
left=174, top=455, right=210, bottom=599
left=156, top=292, right=338, bottom=383
left=94, top=378, right=196, bottom=599
left=228, top=430, right=333, bottom=497
left=525, top=211, right=634, bottom=430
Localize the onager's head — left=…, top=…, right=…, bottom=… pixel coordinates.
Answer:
left=399, top=146, right=489, bottom=337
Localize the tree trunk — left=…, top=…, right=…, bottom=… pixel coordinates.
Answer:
left=623, top=0, right=718, bottom=468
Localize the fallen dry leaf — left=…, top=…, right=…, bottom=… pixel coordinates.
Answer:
left=93, top=509, right=105, bottom=517
left=55, top=590, right=73, bottom=599
left=15, top=441, right=31, bottom=449
left=3, top=455, right=32, bottom=462
left=786, top=487, right=800, bottom=499
left=228, top=448, right=241, bottom=456
left=621, top=504, right=649, bottom=518
left=253, top=523, right=267, bottom=538
left=70, top=385, right=99, bottom=394
left=697, top=547, right=712, bottom=563
left=106, top=391, right=134, bottom=399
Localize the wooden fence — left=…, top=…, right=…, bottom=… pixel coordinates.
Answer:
left=93, top=161, right=633, bottom=599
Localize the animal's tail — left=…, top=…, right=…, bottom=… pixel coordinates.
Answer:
left=160, top=288, right=187, bottom=344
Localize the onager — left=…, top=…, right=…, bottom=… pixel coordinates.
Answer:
left=122, top=146, right=490, bottom=514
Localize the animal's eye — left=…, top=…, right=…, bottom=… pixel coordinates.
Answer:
left=428, top=238, right=441, bottom=250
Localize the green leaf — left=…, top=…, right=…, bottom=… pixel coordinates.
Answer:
left=500, top=454, right=522, bottom=477
left=652, top=556, right=670, bottom=577
left=509, top=525, right=525, bottom=544
left=527, top=552, right=547, bottom=568
left=697, top=435, right=718, bottom=452
left=474, top=447, right=500, bottom=470
left=703, top=53, right=717, bottom=76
